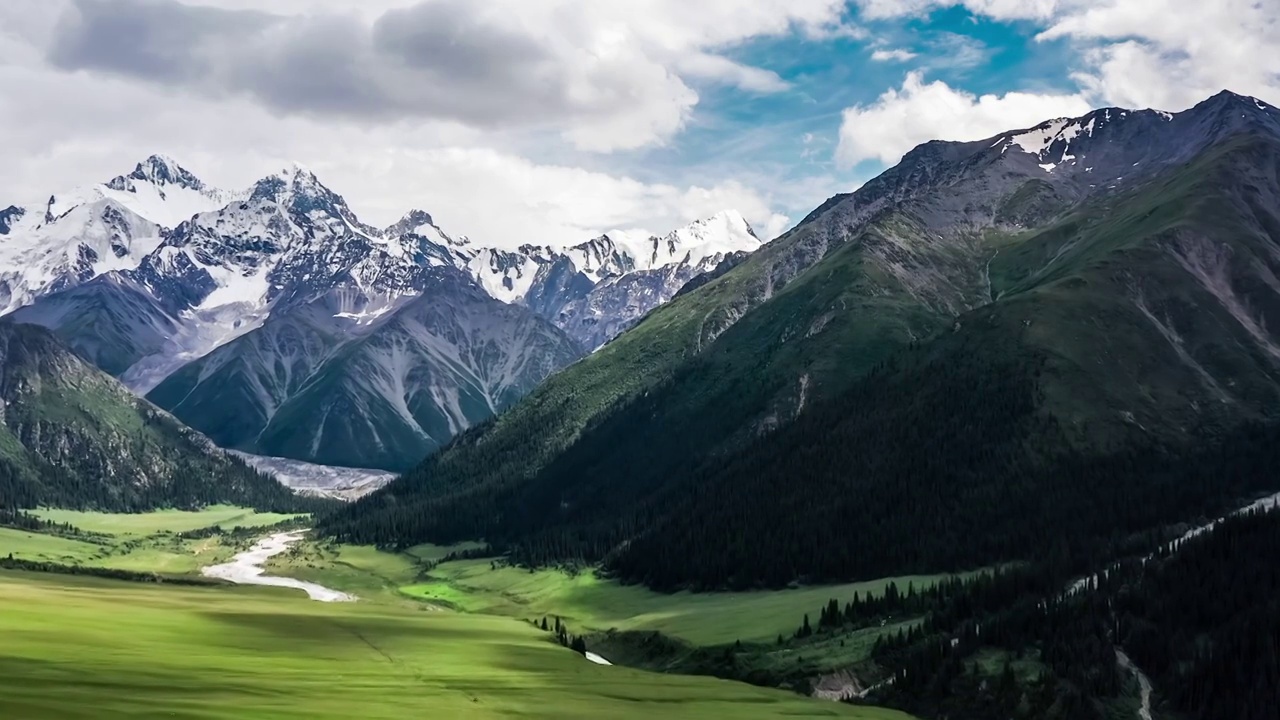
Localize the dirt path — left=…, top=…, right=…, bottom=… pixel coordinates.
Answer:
left=202, top=530, right=355, bottom=602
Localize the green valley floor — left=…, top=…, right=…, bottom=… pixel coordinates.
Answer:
left=0, top=508, right=915, bottom=719
left=0, top=571, right=912, bottom=720
left=1, top=505, right=303, bottom=574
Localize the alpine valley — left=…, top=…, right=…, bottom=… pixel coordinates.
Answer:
left=5, top=87, right=1280, bottom=720
left=1, top=156, right=760, bottom=471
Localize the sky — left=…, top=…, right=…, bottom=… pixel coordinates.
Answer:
left=1, top=0, right=1277, bottom=248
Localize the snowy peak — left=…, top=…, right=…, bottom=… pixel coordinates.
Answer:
left=564, top=233, right=637, bottom=281
left=986, top=90, right=1280, bottom=177
left=653, top=209, right=760, bottom=269
left=384, top=209, right=470, bottom=250
left=993, top=108, right=1162, bottom=169
left=0, top=154, right=223, bottom=314
left=4, top=152, right=763, bottom=377
left=108, top=154, right=207, bottom=193
left=95, top=154, right=237, bottom=228
left=0, top=196, right=165, bottom=315
left=385, top=209, right=437, bottom=238
left=455, top=210, right=763, bottom=349
left=566, top=211, right=760, bottom=282
left=1198, top=89, right=1276, bottom=114
left=250, top=163, right=353, bottom=220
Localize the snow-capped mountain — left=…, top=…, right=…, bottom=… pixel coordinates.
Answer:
left=465, top=210, right=762, bottom=348
left=3, top=155, right=760, bottom=469
left=982, top=91, right=1280, bottom=192
left=0, top=155, right=235, bottom=315
left=5, top=157, right=584, bottom=470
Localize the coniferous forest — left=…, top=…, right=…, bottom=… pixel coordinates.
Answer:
left=852, top=507, right=1280, bottom=720
left=323, top=324, right=1280, bottom=592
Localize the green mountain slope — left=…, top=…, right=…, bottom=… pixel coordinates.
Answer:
left=0, top=322, right=317, bottom=512
left=321, top=94, right=1280, bottom=589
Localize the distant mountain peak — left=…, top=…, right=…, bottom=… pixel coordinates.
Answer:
left=673, top=209, right=759, bottom=243
left=248, top=163, right=352, bottom=220
left=257, top=162, right=322, bottom=191
left=385, top=209, right=439, bottom=237
left=1195, top=89, right=1278, bottom=117
left=398, top=208, right=435, bottom=228
left=1207, top=89, right=1263, bottom=104
left=108, top=154, right=206, bottom=193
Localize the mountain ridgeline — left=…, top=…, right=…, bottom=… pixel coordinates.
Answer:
left=2, top=155, right=757, bottom=471
left=0, top=322, right=323, bottom=513
left=322, top=91, right=1280, bottom=589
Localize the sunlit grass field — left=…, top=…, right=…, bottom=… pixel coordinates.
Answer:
left=404, top=559, right=963, bottom=646
left=0, top=506, right=303, bottom=575
left=31, top=505, right=304, bottom=535
left=1, top=511, right=926, bottom=717
left=266, top=540, right=965, bottom=647
left=0, top=570, right=912, bottom=720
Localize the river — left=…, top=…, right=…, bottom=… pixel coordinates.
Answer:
left=201, top=530, right=355, bottom=602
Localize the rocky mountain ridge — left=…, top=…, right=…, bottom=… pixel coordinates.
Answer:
left=3, top=157, right=755, bottom=470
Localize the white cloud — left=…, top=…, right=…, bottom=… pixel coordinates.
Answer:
left=0, top=59, right=787, bottom=248
left=802, top=21, right=870, bottom=41
left=835, top=71, right=1091, bottom=167
left=345, top=148, right=793, bottom=247
left=853, top=0, right=1280, bottom=113
left=1038, top=0, right=1280, bottom=111
left=0, top=0, right=846, bottom=247
left=870, top=48, right=917, bottom=62
left=676, top=53, right=791, bottom=93
left=28, top=0, right=853, bottom=154
left=855, top=0, right=1060, bottom=21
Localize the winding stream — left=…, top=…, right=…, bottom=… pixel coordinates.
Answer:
left=203, top=531, right=616, bottom=666
left=202, top=530, right=355, bottom=602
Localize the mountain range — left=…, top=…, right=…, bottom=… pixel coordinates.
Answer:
left=1, top=156, right=758, bottom=471
left=322, top=90, right=1280, bottom=589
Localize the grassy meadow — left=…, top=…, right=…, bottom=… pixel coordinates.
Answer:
left=404, top=558, right=960, bottom=646
left=267, top=540, right=967, bottom=647
left=0, top=570, right=912, bottom=719
left=1, top=505, right=304, bottom=575
left=31, top=505, right=305, bottom=535
left=1, top=509, right=931, bottom=717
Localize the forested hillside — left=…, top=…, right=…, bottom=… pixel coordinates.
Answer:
left=0, top=321, right=323, bottom=513
left=321, top=93, right=1280, bottom=591
left=861, top=505, right=1280, bottom=720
